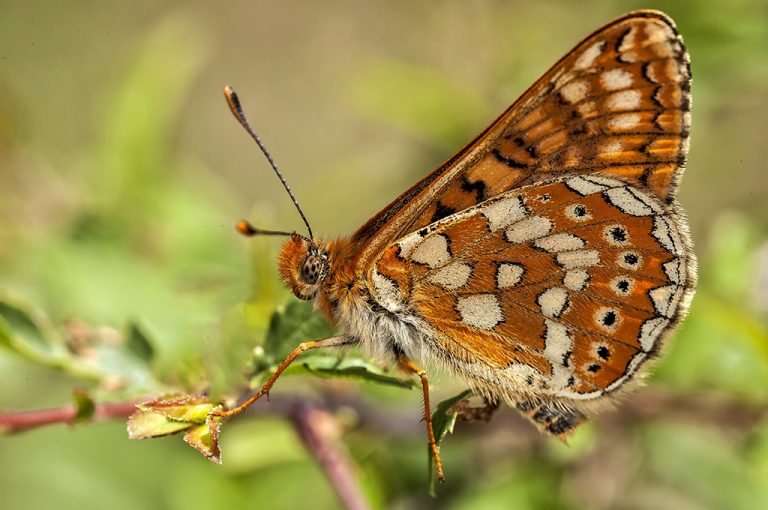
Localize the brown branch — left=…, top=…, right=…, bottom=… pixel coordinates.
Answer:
left=1, top=389, right=766, bottom=437
left=0, top=401, right=139, bottom=434
left=1, top=387, right=766, bottom=509
left=290, top=402, right=370, bottom=510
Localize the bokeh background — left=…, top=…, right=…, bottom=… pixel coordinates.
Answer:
left=2, top=0, right=768, bottom=508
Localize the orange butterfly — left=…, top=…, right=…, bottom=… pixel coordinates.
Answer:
left=216, top=10, right=695, bottom=481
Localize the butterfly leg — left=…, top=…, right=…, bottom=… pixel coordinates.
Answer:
left=397, top=355, right=444, bottom=482
left=214, top=336, right=354, bottom=418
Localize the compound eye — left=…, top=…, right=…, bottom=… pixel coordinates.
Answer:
left=300, top=255, right=321, bottom=285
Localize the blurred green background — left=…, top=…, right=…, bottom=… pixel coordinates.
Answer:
left=1, top=0, right=768, bottom=508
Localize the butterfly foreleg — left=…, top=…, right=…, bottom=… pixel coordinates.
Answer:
left=214, top=336, right=354, bottom=418
left=397, top=355, right=445, bottom=483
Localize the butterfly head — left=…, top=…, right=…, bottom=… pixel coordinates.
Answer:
left=277, top=234, right=329, bottom=300
left=224, top=86, right=327, bottom=300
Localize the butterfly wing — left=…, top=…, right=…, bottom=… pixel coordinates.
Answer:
left=353, top=10, right=690, bottom=268
left=368, top=175, right=695, bottom=403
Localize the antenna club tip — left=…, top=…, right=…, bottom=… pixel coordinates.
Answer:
left=236, top=220, right=257, bottom=236
left=223, top=86, right=314, bottom=240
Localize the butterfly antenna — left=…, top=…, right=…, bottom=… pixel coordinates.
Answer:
left=224, top=85, right=314, bottom=240
left=235, top=219, right=312, bottom=244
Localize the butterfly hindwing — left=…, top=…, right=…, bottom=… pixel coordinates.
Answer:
left=369, top=175, right=694, bottom=402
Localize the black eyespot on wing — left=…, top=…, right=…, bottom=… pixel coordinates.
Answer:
left=610, top=226, right=627, bottom=243
left=624, top=253, right=639, bottom=265
left=616, top=279, right=629, bottom=294
left=602, top=311, right=617, bottom=327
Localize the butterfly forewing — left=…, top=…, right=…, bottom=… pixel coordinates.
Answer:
left=353, top=11, right=690, bottom=269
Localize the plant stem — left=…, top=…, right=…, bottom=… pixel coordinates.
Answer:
left=290, top=402, right=370, bottom=510
left=0, top=401, right=138, bottom=433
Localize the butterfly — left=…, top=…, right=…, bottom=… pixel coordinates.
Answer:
left=215, top=10, right=695, bottom=482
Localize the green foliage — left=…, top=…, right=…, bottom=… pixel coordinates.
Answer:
left=257, top=300, right=337, bottom=373
left=2, top=1, right=768, bottom=509
left=428, top=389, right=472, bottom=496
left=125, top=322, right=156, bottom=365
left=0, top=293, right=68, bottom=365
left=129, top=299, right=415, bottom=465
left=285, top=356, right=418, bottom=390
left=72, top=389, right=96, bottom=423
left=253, top=301, right=416, bottom=389
left=0, top=292, right=158, bottom=393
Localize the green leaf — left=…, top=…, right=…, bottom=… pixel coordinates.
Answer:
left=124, top=321, right=155, bottom=363
left=72, top=389, right=96, bottom=423
left=252, top=301, right=415, bottom=389
left=255, top=301, right=336, bottom=376
left=264, top=301, right=336, bottom=355
left=0, top=292, right=65, bottom=359
left=428, top=389, right=472, bottom=496
left=0, top=294, right=158, bottom=389
left=286, top=355, right=417, bottom=390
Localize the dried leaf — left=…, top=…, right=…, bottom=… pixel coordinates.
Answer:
left=137, top=395, right=214, bottom=424
left=127, top=409, right=192, bottom=439
left=183, top=412, right=223, bottom=464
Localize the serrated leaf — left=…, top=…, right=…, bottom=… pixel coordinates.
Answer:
left=72, top=389, right=96, bottom=423
left=127, top=409, right=193, bottom=439
left=0, top=293, right=64, bottom=358
left=251, top=301, right=336, bottom=380
left=128, top=394, right=225, bottom=464
left=262, top=301, right=336, bottom=358
left=252, top=301, right=416, bottom=390
left=183, top=413, right=222, bottom=464
left=428, top=389, right=472, bottom=496
left=284, top=355, right=416, bottom=390
left=137, top=395, right=215, bottom=423
left=0, top=295, right=157, bottom=390
left=125, top=321, right=155, bottom=363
